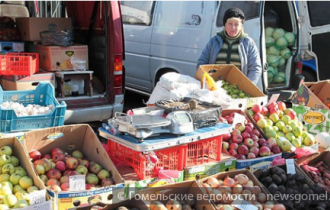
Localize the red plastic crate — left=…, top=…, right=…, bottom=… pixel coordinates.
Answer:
left=0, top=53, right=39, bottom=76
left=106, top=135, right=222, bottom=180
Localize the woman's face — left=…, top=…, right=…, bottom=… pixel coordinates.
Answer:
left=225, top=17, right=243, bottom=37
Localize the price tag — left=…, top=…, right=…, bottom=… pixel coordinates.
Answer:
left=232, top=113, right=247, bottom=127
left=225, top=160, right=232, bottom=166
left=27, top=200, right=53, bottom=210
left=232, top=197, right=258, bottom=210
left=286, top=159, right=296, bottom=174
left=69, top=175, right=86, bottom=191
left=189, top=165, right=205, bottom=174
left=29, top=189, right=46, bottom=205
left=13, top=43, right=24, bottom=52
left=268, top=94, right=280, bottom=105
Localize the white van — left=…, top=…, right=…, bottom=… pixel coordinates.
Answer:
left=121, top=1, right=329, bottom=99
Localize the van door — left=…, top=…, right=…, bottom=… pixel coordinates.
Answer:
left=298, top=1, right=330, bottom=81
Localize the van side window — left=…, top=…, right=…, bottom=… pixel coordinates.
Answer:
left=155, top=1, right=204, bottom=27
left=216, top=1, right=260, bottom=27
left=307, top=2, right=330, bottom=27
left=120, top=1, right=154, bottom=25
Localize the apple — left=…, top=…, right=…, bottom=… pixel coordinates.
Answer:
left=0, top=155, right=11, bottom=167
left=101, top=178, right=114, bottom=187
left=219, top=117, right=228, bottom=123
left=257, top=119, right=268, bottom=129
left=232, top=129, right=241, bottom=136
left=50, top=184, right=61, bottom=192
left=19, top=176, right=33, bottom=189
left=9, top=173, right=21, bottom=186
left=289, top=121, right=299, bottom=129
left=235, top=123, right=246, bottom=132
left=281, top=115, right=291, bottom=125
left=246, top=122, right=255, bottom=130
left=14, top=167, right=27, bottom=177
left=277, top=131, right=285, bottom=138
left=269, top=113, right=280, bottom=123
left=13, top=185, right=24, bottom=194
left=228, top=149, right=238, bottom=157
left=75, top=165, right=88, bottom=175
left=229, top=112, right=236, bottom=118
left=286, top=109, right=297, bottom=120
left=269, top=108, right=280, bottom=116
left=35, top=165, right=45, bottom=175
left=275, top=121, right=285, bottom=130
left=247, top=109, right=254, bottom=117
left=97, top=169, right=110, bottom=180
left=282, top=125, right=293, bottom=134
left=229, top=143, right=238, bottom=150
left=27, top=186, right=39, bottom=193
left=232, top=134, right=243, bottom=144
left=261, top=106, right=269, bottom=116
left=254, top=113, right=264, bottom=122
left=247, top=153, right=256, bottom=159
left=304, top=134, right=315, bottom=146
left=29, top=149, right=41, bottom=161
left=10, top=156, right=19, bottom=167
left=285, top=133, right=296, bottom=141
left=250, top=147, right=259, bottom=156
left=51, top=148, right=64, bottom=157
left=259, top=146, right=271, bottom=157
left=14, top=199, right=29, bottom=208
left=280, top=140, right=292, bottom=152
left=4, top=194, right=17, bottom=207
left=60, top=175, right=69, bottom=184
left=47, top=168, right=61, bottom=180
left=2, top=164, right=14, bottom=174
left=293, top=126, right=303, bottom=138
left=86, top=184, right=96, bottom=190
left=277, top=101, right=286, bottom=111
left=241, top=132, right=251, bottom=140
left=237, top=145, right=249, bottom=156
left=244, top=126, right=253, bottom=134
left=65, top=157, right=78, bottom=170
left=63, top=170, right=73, bottom=176
left=34, top=158, right=52, bottom=172
left=251, top=129, right=260, bottom=138
left=0, top=174, right=10, bottom=183
left=222, top=133, right=232, bottom=142
left=39, top=175, right=48, bottom=184
left=43, top=154, right=52, bottom=159
left=72, top=150, right=84, bottom=159
left=55, top=161, right=66, bottom=172
left=46, top=179, right=60, bottom=187
left=89, top=162, right=102, bottom=174
left=244, top=138, right=254, bottom=148
left=267, top=138, right=277, bottom=147
left=261, top=142, right=272, bottom=150
left=271, top=145, right=281, bottom=154
left=292, top=139, right=302, bottom=148
left=227, top=117, right=234, bottom=124
left=236, top=154, right=246, bottom=160
left=266, top=119, right=273, bottom=127
left=60, top=182, right=70, bottom=191
left=0, top=146, right=12, bottom=156
left=52, top=153, right=66, bottom=163
left=222, top=142, right=229, bottom=150
left=265, top=129, right=277, bottom=139
left=272, top=126, right=279, bottom=132
left=251, top=104, right=262, bottom=113
left=267, top=102, right=278, bottom=111
left=253, top=141, right=259, bottom=148
left=250, top=134, right=259, bottom=142
left=86, top=173, right=99, bottom=185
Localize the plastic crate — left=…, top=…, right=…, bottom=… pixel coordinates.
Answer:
left=0, top=53, right=39, bottom=76
left=107, top=135, right=222, bottom=180
left=0, top=82, right=66, bottom=132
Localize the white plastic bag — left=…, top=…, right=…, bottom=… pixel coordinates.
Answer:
left=147, top=82, right=171, bottom=104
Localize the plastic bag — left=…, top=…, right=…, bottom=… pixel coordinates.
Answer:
left=70, top=55, right=87, bottom=71
left=40, top=29, right=73, bottom=47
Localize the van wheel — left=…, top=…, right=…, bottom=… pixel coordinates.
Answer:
left=301, top=70, right=316, bottom=82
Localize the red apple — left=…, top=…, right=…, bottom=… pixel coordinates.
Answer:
left=101, top=178, right=114, bottom=187
left=251, top=104, right=263, bottom=113
left=253, top=113, right=264, bottom=122
left=78, top=159, right=90, bottom=169
left=232, top=134, right=243, bottom=144
left=258, top=139, right=266, bottom=146
left=267, top=138, right=278, bottom=147
left=219, top=117, right=228, bottom=123
left=252, top=129, right=260, bottom=137
left=89, top=162, right=102, bottom=174
left=55, top=161, right=66, bottom=172
left=241, top=132, right=251, bottom=140
left=29, top=149, right=41, bottom=161
left=247, top=153, right=256, bottom=159
left=277, top=101, right=287, bottom=111
left=261, top=142, right=272, bottom=150
left=65, top=157, right=78, bottom=170
left=60, top=176, right=69, bottom=184
left=272, top=146, right=281, bottom=154
left=227, top=117, right=234, bottom=124
left=250, top=147, right=259, bottom=156
left=231, top=129, right=241, bottom=136
left=269, top=108, right=280, bottom=116
left=244, top=138, right=254, bottom=148
left=259, top=146, right=271, bottom=156
left=63, top=170, right=73, bottom=176
left=222, top=133, right=232, bottom=142
left=236, top=154, right=246, bottom=160
left=267, top=102, right=278, bottom=111
left=228, top=149, right=238, bottom=157
left=244, top=126, right=253, bottom=134
left=86, top=184, right=96, bottom=190
left=52, top=153, right=66, bottom=163
left=43, top=154, right=52, bottom=160
left=47, top=168, right=61, bottom=180
left=237, top=145, right=249, bottom=155
left=50, top=184, right=61, bottom=192
left=286, top=109, right=297, bottom=120
left=262, top=106, right=269, bottom=116
left=253, top=141, right=259, bottom=148
left=51, top=148, right=64, bottom=157
left=250, top=134, right=259, bottom=142
left=245, top=122, right=255, bottom=130
left=46, top=179, right=60, bottom=187
left=61, top=182, right=70, bottom=191
left=229, top=112, right=236, bottom=118
left=229, top=143, right=238, bottom=150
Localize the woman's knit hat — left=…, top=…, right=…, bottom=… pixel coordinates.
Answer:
left=223, top=8, right=245, bottom=25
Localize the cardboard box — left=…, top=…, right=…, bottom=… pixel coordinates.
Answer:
left=0, top=72, right=55, bottom=91
left=23, top=124, right=125, bottom=210
left=183, top=153, right=236, bottom=181
left=236, top=153, right=282, bottom=170
left=195, top=64, right=268, bottom=110
left=118, top=165, right=184, bottom=199
left=68, top=198, right=148, bottom=210
left=0, top=137, right=51, bottom=209
left=35, top=44, right=89, bottom=71
left=16, top=17, right=72, bottom=41
left=0, top=41, right=24, bottom=53
left=138, top=181, right=215, bottom=210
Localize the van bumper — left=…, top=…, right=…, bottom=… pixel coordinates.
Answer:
left=64, top=95, right=124, bottom=124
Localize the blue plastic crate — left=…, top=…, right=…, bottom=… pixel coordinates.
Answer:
left=0, top=82, right=66, bottom=132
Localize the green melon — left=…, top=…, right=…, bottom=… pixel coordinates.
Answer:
left=278, top=57, right=286, bottom=68
left=267, top=55, right=279, bottom=68
left=273, top=72, right=286, bottom=83
left=268, top=71, right=274, bottom=83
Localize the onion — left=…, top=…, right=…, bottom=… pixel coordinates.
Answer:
left=221, top=192, right=233, bottom=204
left=232, top=184, right=243, bottom=194
left=246, top=180, right=254, bottom=187
left=166, top=200, right=182, bottom=210
left=272, top=204, right=286, bottom=210
left=218, top=185, right=232, bottom=194
left=257, top=193, right=267, bottom=203
left=252, top=201, right=263, bottom=210
left=254, top=186, right=261, bottom=195
left=210, top=189, right=222, bottom=203
left=241, top=189, right=252, bottom=200
left=220, top=205, right=234, bottom=210
left=201, top=183, right=212, bottom=194
left=218, top=180, right=223, bottom=186
left=243, top=185, right=255, bottom=194
left=207, top=177, right=220, bottom=188
left=223, top=176, right=236, bottom=187
left=234, top=174, right=249, bottom=185
left=263, top=201, right=274, bottom=209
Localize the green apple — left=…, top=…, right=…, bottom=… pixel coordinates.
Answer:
left=264, top=126, right=274, bottom=133
left=304, top=134, right=315, bottom=146
left=292, top=139, right=302, bottom=148
left=0, top=155, right=11, bottom=167
left=285, top=133, right=296, bottom=141
left=3, top=194, right=17, bottom=207
left=275, top=121, right=285, bottom=130
left=0, top=186, right=12, bottom=196
left=14, top=167, right=27, bottom=177
left=282, top=125, right=293, bottom=134
left=9, top=156, right=19, bottom=167
left=293, top=126, right=303, bottom=138
left=297, top=121, right=304, bottom=128
left=301, top=131, right=309, bottom=139
left=1, top=164, right=14, bottom=175
left=269, top=113, right=280, bottom=123
left=266, top=129, right=277, bottom=139
left=35, top=165, right=45, bottom=175
left=9, top=174, right=21, bottom=185
left=0, top=175, right=9, bottom=183
left=13, top=185, right=24, bottom=194
left=281, top=115, right=291, bottom=125
left=266, top=119, right=273, bottom=126
left=257, top=119, right=268, bottom=129
left=272, top=126, right=279, bottom=132
left=13, top=199, right=29, bottom=208
left=1, top=182, right=13, bottom=191
left=19, top=176, right=33, bottom=190
left=14, top=192, right=30, bottom=203
left=280, top=140, right=292, bottom=152
left=276, top=132, right=285, bottom=138
left=0, top=146, right=12, bottom=156
left=0, top=204, right=9, bottom=210
left=289, top=121, right=298, bottom=130
left=27, top=186, right=39, bottom=193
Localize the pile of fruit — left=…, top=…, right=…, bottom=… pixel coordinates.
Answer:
left=265, top=27, right=296, bottom=84
left=220, top=81, right=251, bottom=99
left=300, top=161, right=330, bottom=192
left=29, top=147, right=115, bottom=192
left=200, top=173, right=285, bottom=210
left=221, top=112, right=281, bottom=160
left=149, top=199, right=195, bottom=210
left=0, top=145, right=41, bottom=209
left=248, top=102, right=316, bottom=152
left=258, top=166, right=328, bottom=210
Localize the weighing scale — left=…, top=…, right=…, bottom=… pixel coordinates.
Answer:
left=111, top=111, right=194, bottom=142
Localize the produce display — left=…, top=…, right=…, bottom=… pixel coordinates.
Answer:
left=301, top=161, right=330, bottom=192
left=29, top=147, right=115, bottom=192
left=265, top=27, right=296, bottom=85
left=220, top=81, right=251, bottom=99
left=0, top=101, right=55, bottom=116
left=0, top=145, right=40, bottom=209
left=248, top=102, right=315, bottom=152
left=149, top=199, right=195, bottom=210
